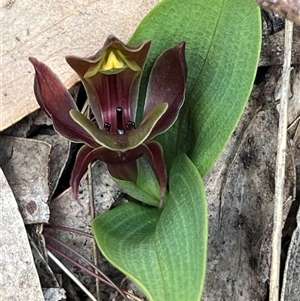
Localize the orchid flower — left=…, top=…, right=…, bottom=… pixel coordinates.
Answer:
left=29, top=36, right=186, bottom=208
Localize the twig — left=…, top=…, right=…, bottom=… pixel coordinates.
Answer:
left=86, top=105, right=102, bottom=301
left=45, top=234, right=114, bottom=286
left=89, top=166, right=102, bottom=301
left=46, top=242, right=131, bottom=301
left=269, top=19, right=293, bottom=301
left=47, top=249, right=98, bottom=301
left=44, top=224, right=94, bottom=238
left=27, top=234, right=60, bottom=287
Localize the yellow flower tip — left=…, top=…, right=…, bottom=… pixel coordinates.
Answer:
left=102, top=51, right=125, bottom=71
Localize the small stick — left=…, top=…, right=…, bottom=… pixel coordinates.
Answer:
left=46, top=242, right=130, bottom=301
left=44, top=224, right=94, bottom=238
left=86, top=104, right=102, bottom=301
left=47, top=250, right=98, bottom=301
left=88, top=164, right=102, bottom=301
left=269, top=19, right=293, bottom=301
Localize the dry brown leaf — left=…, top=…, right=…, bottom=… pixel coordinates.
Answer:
left=202, top=64, right=299, bottom=300
left=0, top=136, right=51, bottom=224
left=281, top=102, right=300, bottom=301
left=0, top=168, right=44, bottom=301
left=35, top=133, right=70, bottom=199
left=281, top=197, right=300, bottom=301
left=2, top=108, right=71, bottom=199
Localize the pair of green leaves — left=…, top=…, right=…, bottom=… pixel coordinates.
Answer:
left=95, top=153, right=207, bottom=300
left=93, top=0, right=261, bottom=300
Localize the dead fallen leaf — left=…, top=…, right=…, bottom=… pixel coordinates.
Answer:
left=0, top=136, right=51, bottom=224
left=35, top=133, right=70, bottom=199
left=281, top=199, right=300, bottom=301
left=0, top=168, right=44, bottom=301
left=202, top=64, right=299, bottom=300
left=281, top=103, right=300, bottom=301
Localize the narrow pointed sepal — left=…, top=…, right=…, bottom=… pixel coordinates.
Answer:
left=142, top=141, right=168, bottom=208
left=29, top=57, right=98, bottom=147
left=70, top=145, right=95, bottom=200
left=71, top=145, right=143, bottom=200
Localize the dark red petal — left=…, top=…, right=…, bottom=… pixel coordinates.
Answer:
left=29, top=57, right=98, bottom=147
left=83, top=71, right=140, bottom=132
left=70, top=145, right=116, bottom=199
left=71, top=145, right=142, bottom=199
left=107, top=161, right=138, bottom=184
left=105, top=142, right=167, bottom=206
left=106, top=142, right=167, bottom=207
left=141, top=142, right=167, bottom=208
left=65, top=37, right=151, bottom=128
left=107, top=141, right=167, bottom=207
left=70, top=145, right=94, bottom=200
left=71, top=142, right=167, bottom=207
left=143, top=42, right=187, bottom=139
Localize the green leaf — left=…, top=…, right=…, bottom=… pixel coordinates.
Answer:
left=130, top=0, right=261, bottom=175
left=93, top=153, right=208, bottom=301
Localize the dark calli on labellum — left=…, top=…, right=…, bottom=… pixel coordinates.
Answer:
left=29, top=35, right=186, bottom=208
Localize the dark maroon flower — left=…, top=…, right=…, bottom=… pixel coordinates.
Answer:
left=29, top=36, right=186, bottom=208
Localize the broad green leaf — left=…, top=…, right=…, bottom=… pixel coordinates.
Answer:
left=130, top=0, right=261, bottom=176
left=93, top=153, right=207, bottom=301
